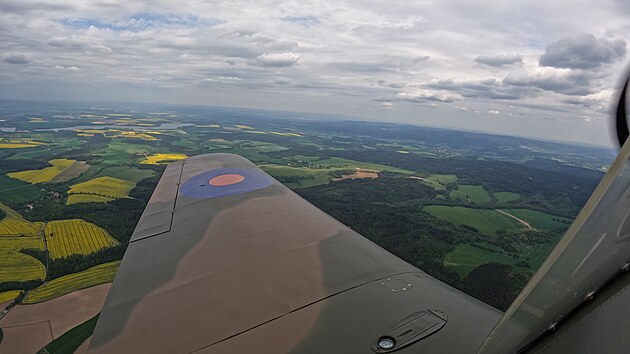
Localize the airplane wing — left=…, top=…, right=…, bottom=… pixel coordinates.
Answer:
left=88, top=153, right=500, bottom=353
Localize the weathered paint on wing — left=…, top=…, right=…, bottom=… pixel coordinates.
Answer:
left=89, top=153, right=500, bottom=353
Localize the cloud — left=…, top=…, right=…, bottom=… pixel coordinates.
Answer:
left=503, top=67, right=596, bottom=96
left=397, top=89, right=461, bottom=102
left=251, top=52, right=300, bottom=67
left=2, top=53, right=29, bottom=64
left=60, top=13, right=218, bottom=32
left=427, top=78, right=529, bottom=100
left=280, top=16, right=319, bottom=27
left=474, top=53, right=523, bottom=67
left=488, top=109, right=500, bottom=114
left=539, top=33, right=626, bottom=69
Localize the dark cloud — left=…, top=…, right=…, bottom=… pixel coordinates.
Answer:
left=539, top=33, right=626, bottom=69
left=503, top=69, right=596, bottom=96
left=474, top=53, right=523, bottom=67
left=2, top=53, right=29, bottom=64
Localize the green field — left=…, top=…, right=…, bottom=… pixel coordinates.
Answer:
left=23, top=261, right=120, bottom=303
left=98, top=167, right=154, bottom=183
left=39, top=314, right=100, bottom=354
left=0, top=236, right=45, bottom=282
left=67, top=176, right=135, bottom=204
left=95, top=141, right=155, bottom=164
left=45, top=219, right=119, bottom=259
left=424, top=206, right=523, bottom=235
left=7, top=159, right=76, bottom=184
left=444, top=244, right=528, bottom=278
left=493, top=191, right=522, bottom=203
left=449, top=185, right=491, bottom=204
left=504, top=209, right=572, bottom=231
left=516, top=237, right=561, bottom=269
left=0, top=175, right=42, bottom=203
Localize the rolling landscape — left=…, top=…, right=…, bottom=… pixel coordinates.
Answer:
left=0, top=99, right=615, bottom=352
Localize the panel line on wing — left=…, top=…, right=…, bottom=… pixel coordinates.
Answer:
left=187, top=272, right=423, bottom=353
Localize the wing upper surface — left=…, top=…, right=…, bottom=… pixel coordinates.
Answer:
left=89, top=153, right=500, bottom=353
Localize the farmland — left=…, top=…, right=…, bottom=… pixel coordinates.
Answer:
left=449, top=185, right=492, bottom=204
left=66, top=194, right=114, bottom=205
left=141, top=153, right=187, bottom=164
left=0, top=204, right=43, bottom=236
left=0, top=290, right=21, bottom=303
left=7, top=159, right=78, bottom=184
left=424, top=206, right=523, bottom=235
left=503, top=209, right=572, bottom=230
left=67, top=176, right=135, bottom=204
left=44, top=220, right=119, bottom=259
left=0, top=236, right=45, bottom=282
left=410, top=174, right=458, bottom=190
left=23, top=261, right=120, bottom=303
left=39, top=314, right=99, bottom=354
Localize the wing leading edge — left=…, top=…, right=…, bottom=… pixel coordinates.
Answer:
left=89, top=153, right=500, bottom=353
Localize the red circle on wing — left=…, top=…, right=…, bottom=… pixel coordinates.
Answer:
left=209, top=174, right=245, bottom=186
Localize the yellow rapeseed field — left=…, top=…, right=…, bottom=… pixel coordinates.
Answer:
left=0, top=203, right=43, bottom=236
left=0, top=236, right=45, bottom=282
left=141, top=153, right=188, bottom=164
left=8, top=159, right=77, bottom=183
left=23, top=261, right=121, bottom=303
left=0, top=290, right=22, bottom=303
left=67, top=176, right=135, bottom=202
left=45, top=219, right=119, bottom=259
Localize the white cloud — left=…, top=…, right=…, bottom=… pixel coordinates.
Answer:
left=488, top=109, right=500, bottom=114
left=251, top=52, right=300, bottom=67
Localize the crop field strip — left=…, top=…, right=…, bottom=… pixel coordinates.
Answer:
left=7, top=159, right=77, bottom=183
left=67, top=176, right=135, bottom=205
left=0, top=203, right=43, bottom=236
left=0, top=236, right=45, bottom=282
left=45, top=219, right=119, bottom=259
left=23, top=261, right=120, bottom=303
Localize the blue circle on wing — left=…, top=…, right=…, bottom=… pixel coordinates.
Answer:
left=179, top=167, right=274, bottom=199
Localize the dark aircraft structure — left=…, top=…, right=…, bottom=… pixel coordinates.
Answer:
left=85, top=77, right=630, bottom=353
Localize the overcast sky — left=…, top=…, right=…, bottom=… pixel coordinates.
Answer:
left=1, top=1, right=629, bottom=146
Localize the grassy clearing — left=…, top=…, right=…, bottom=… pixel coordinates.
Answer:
left=504, top=209, right=572, bottom=231
left=7, top=159, right=76, bottom=184
left=411, top=174, right=457, bottom=190
left=261, top=165, right=333, bottom=188
left=45, top=219, right=119, bottom=259
left=0, top=290, right=22, bottom=303
left=0, top=204, right=43, bottom=236
left=444, top=244, right=528, bottom=278
left=0, top=175, right=42, bottom=204
left=449, top=185, right=491, bottom=204
left=23, top=261, right=120, bottom=303
left=493, top=192, right=522, bottom=203
left=0, top=236, right=45, bottom=282
left=40, top=314, right=100, bottom=354
left=141, top=153, right=188, bottom=164
left=424, top=206, right=523, bottom=235
left=311, top=157, right=415, bottom=175
left=67, top=176, right=135, bottom=204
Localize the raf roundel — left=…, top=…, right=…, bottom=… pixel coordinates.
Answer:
left=179, top=167, right=275, bottom=199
